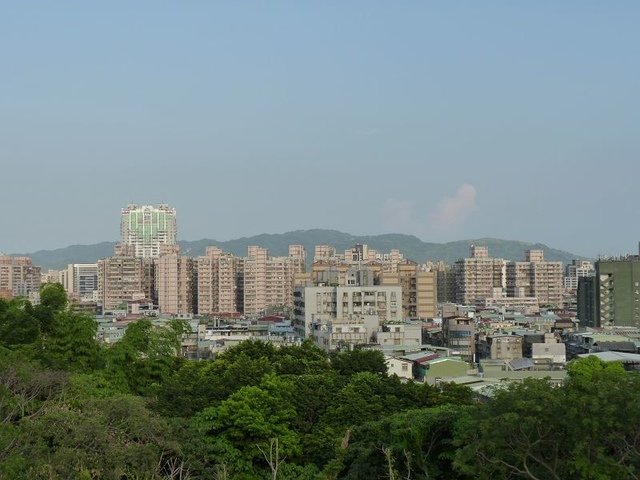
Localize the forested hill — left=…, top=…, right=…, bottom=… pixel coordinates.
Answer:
left=16, top=229, right=585, bottom=270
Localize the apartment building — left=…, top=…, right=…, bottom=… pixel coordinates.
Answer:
left=564, top=260, right=595, bottom=290
left=314, top=244, right=404, bottom=269
left=197, top=247, right=239, bottom=315
left=455, top=246, right=506, bottom=305
left=314, top=245, right=337, bottom=262
left=41, top=269, right=65, bottom=287
left=0, top=256, right=41, bottom=299
left=293, top=284, right=403, bottom=338
left=119, top=204, right=177, bottom=259
left=97, top=256, right=154, bottom=310
left=243, top=246, right=268, bottom=316
left=380, top=262, right=437, bottom=319
left=431, top=261, right=457, bottom=304
left=156, top=253, right=196, bottom=315
left=243, top=245, right=306, bottom=316
left=506, top=250, right=563, bottom=308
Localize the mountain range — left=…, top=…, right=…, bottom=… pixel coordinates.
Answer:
left=13, top=229, right=585, bottom=270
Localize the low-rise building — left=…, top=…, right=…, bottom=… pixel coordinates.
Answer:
left=442, top=316, right=476, bottom=362
left=385, top=356, right=414, bottom=380
left=479, top=334, right=523, bottom=361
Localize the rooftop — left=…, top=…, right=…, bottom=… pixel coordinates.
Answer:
left=577, top=351, right=640, bottom=363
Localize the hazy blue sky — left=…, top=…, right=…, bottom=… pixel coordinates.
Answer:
left=1, top=2, right=639, bottom=257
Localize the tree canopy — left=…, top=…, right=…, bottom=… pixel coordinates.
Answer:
left=0, top=287, right=638, bottom=479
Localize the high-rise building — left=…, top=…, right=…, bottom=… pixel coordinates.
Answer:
left=41, top=269, right=65, bottom=287
left=314, top=245, right=336, bottom=262
left=243, top=246, right=268, bottom=316
left=119, top=204, right=177, bottom=259
left=564, top=260, right=595, bottom=290
left=380, top=262, right=437, bottom=319
left=64, top=263, right=98, bottom=300
left=309, top=244, right=407, bottom=287
left=577, top=276, right=597, bottom=327
left=155, top=254, right=196, bottom=315
left=578, top=252, right=640, bottom=328
left=455, top=247, right=563, bottom=309
left=242, top=245, right=306, bottom=316
left=455, top=246, right=506, bottom=305
left=97, top=256, right=154, bottom=310
left=506, top=250, right=563, bottom=308
left=0, top=255, right=41, bottom=299
left=432, top=261, right=457, bottom=304
left=197, top=247, right=239, bottom=315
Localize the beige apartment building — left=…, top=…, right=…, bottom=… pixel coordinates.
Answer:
left=0, top=255, right=41, bottom=299
left=380, top=262, right=437, bottom=319
left=242, top=245, right=306, bottom=316
left=156, top=253, right=196, bottom=315
left=243, top=246, right=268, bottom=316
left=314, top=245, right=336, bottom=262
left=197, top=247, right=239, bottom=315
left=41, top=269, right=65, bottom=287
left=506, top=250, right=563, bottom=308
left=309, top=244, right=409, bottom=287
left=97, top=256, right=154, bottom=310
left=455, top=246, right=506, bottom=305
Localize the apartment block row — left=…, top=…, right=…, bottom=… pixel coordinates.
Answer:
left=453, top=246, right=564, bottom=309
left=97, top=244, right=306, bottom=316
left=301, top=244, right=438, bottom=319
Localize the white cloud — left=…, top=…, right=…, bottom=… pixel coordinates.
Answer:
left=429, top=184, right=478, bottom=231
left=382, top=198, right=414, bottom=231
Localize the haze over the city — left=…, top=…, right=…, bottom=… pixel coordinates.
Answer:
left=2, top=2, right=639, bottom=257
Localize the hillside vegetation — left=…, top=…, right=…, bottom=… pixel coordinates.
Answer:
left=17, top=229, right=585, bottom=269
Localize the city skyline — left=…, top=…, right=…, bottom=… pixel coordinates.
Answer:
left=2, top=2, right=639, bottom=256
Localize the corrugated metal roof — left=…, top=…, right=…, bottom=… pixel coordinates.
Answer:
left=577, top=351, right=640, bottom=362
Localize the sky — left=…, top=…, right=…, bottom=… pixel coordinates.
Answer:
left=1, top=1, right=639, bottom=258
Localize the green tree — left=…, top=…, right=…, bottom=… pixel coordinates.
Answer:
left=0, top=298, right=40, bottom=347
left=454, top=378, right=569, bottom=480
left=106, top=319, right=184, bottom=395
left=330, top=348, right=387, bottom=376
left=2, top=394, right=187, bottom=480
left=218, top=339, right=278, bottom=364
left=195, top=374, right=300, bottom=479
left=33, top=283, right=67, bottom=334
left=564, top=356, right=640, bottom=479
left=274, top=340, right=330, bottom=375
left=339, top=405, right=473, bottom=480
left=39, top=311, right=102, bottom=372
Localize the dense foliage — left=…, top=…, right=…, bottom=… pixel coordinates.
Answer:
left=1, top=287, right=638, bottom=479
